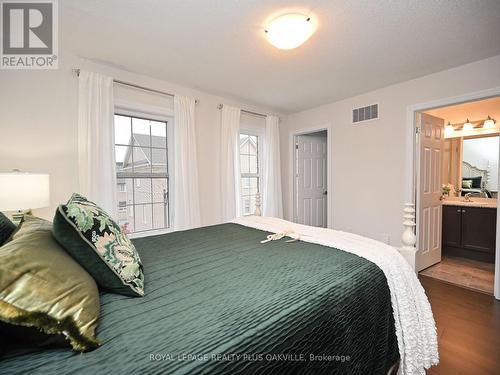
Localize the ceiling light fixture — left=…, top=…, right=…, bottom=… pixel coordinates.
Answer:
left=462, top=119, right=473, bottom=131
left=483, top=115, right=496, bottom=129
left=265, top=13, right=316, bottom=50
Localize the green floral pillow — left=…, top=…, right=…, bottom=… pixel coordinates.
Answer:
left=53, top=194, right=144, bottom=297
left=462, top=180, right=473, bottom=189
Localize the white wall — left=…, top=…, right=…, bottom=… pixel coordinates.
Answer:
left=0, top=49, right=278, bottom=225
left=280, top=54, right=500, bottom=246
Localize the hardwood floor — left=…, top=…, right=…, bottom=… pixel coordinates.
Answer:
left=420, top=275, right=500, bottom=374
left=419, top=255, right=494, bottom=295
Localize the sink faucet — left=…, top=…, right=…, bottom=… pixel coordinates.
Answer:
left=464, top=193, right=473, bottom=202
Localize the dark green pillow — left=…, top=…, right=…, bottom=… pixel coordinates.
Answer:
left=0, top=215, right=100, bottom=352
left=53, top=193, right=144, bottom=297
left=462, top=176, right=482, bottom=189
left=0, top=212, right=16, bottom=246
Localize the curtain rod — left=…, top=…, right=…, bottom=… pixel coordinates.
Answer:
left=217, top=103, right=267, bottom=118
left=73, top=68, right=198, bottom=104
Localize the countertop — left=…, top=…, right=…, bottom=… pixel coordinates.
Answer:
left=441, top=198, right=498, bottom=209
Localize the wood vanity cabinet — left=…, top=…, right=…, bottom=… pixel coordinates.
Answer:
left=442, top=205, right=496, bottom=263
left=442, top=206, right=462, bottom=247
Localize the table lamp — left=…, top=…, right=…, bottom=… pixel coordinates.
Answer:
left=0, top=170, right=50, bottom=224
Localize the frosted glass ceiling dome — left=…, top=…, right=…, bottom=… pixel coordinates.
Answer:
left=265, top=13, right=316, bottom=50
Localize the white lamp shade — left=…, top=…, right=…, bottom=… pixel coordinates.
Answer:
left=461, top=119, right=474, bottom=131
left=445, top=122, right=454, bottom=135
left=483, top=117, right=496, bottom=129
left=0, top=172, right=50, bottom=211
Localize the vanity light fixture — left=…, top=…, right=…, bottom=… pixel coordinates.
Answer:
left=462, top=118, right=473, bottom=131
left=445, top=121, right=454, bottom=134
left=483, top=115, right=496, bottom=129
left=265, top=13, right=316, bottom=50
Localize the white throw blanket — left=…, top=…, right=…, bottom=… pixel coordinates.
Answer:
left=232, top=216, right=439, bottom=375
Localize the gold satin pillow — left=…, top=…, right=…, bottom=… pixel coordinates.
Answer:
left=0, top=215, right=100, bottom=352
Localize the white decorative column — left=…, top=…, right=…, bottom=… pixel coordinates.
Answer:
left=402, top=203, right=417, bottom=249
left=254, top=192, right=262, bottom=216
left=399, top=203, right=417, bottom=272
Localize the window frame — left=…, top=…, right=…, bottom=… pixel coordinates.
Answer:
left=118, top=200, right=127, bottom=212
left=114, top=106, right=174, bottom=238
left=117, top=182, right=127, bottom=193
left=239, top=126, right=264, bottom=216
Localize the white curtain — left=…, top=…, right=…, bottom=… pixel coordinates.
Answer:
left=220, top=105, right=241, bottom=221
left=77, top=70, right=117, bottom=217
left=263, top=115, right=283, bottom=218
left=173, top=96, right=201, bottom=231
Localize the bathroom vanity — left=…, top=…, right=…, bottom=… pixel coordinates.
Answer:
left=442, top=199, right=497, bottom=263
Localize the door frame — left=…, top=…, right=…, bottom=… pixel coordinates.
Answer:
left=404, top=86, right=500, bottom=299
left=290, top=124, right=333, bottom=228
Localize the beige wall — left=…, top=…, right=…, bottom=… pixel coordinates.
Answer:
left=280, top=54, right=500, bottom=246
left=442, top=138, right=462, bottom=188
left=2, top=46, right=500, bottom=243
left=0, top=49, right=278, bottom=225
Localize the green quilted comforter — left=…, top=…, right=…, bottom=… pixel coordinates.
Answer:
left=1, top=223, right=399, bottom=374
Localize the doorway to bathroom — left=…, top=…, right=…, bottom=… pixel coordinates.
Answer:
left=413, top=95, right=500, bottom=295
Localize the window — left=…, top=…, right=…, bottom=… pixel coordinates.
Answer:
left=239, top=133, right=260, bottom=215
left=114, top=114, right=169, bottom=234
left=118, top=201, right=127, bottom=212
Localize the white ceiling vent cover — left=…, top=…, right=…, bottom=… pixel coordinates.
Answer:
left=352, top=104, right=378, bottom=124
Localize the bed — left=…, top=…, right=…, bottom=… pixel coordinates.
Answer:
left=0, top=217, right=437, bottom=375
left=461, top=161, right=491, bottom=197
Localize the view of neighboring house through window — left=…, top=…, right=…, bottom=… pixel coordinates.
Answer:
left=114, top=114, right=169, bottom=234
left=239, top=133, right=260, bottom=215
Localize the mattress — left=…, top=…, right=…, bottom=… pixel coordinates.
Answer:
left=1, top=223, right=399, bottom=375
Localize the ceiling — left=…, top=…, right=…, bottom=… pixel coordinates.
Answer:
left=425, top=96, right=500, bottom=124
left=60, top=0, right=500, bottom=113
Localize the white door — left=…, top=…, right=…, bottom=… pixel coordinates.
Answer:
left=295, top=134, right=327, bottom=227
left=417, top=113, right=444, bottom=271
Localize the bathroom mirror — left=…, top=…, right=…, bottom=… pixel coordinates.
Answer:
left=461, top=135, right=499, bottom=198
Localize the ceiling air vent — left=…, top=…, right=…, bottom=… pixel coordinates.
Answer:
left=352, top=104, right=378, bottom=124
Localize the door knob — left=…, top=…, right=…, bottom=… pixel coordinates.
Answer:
left=323, top=191, right=327, bottom=195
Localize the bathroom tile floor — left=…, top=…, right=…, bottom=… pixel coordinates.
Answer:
left=419, top=255, right=494, bottom=295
